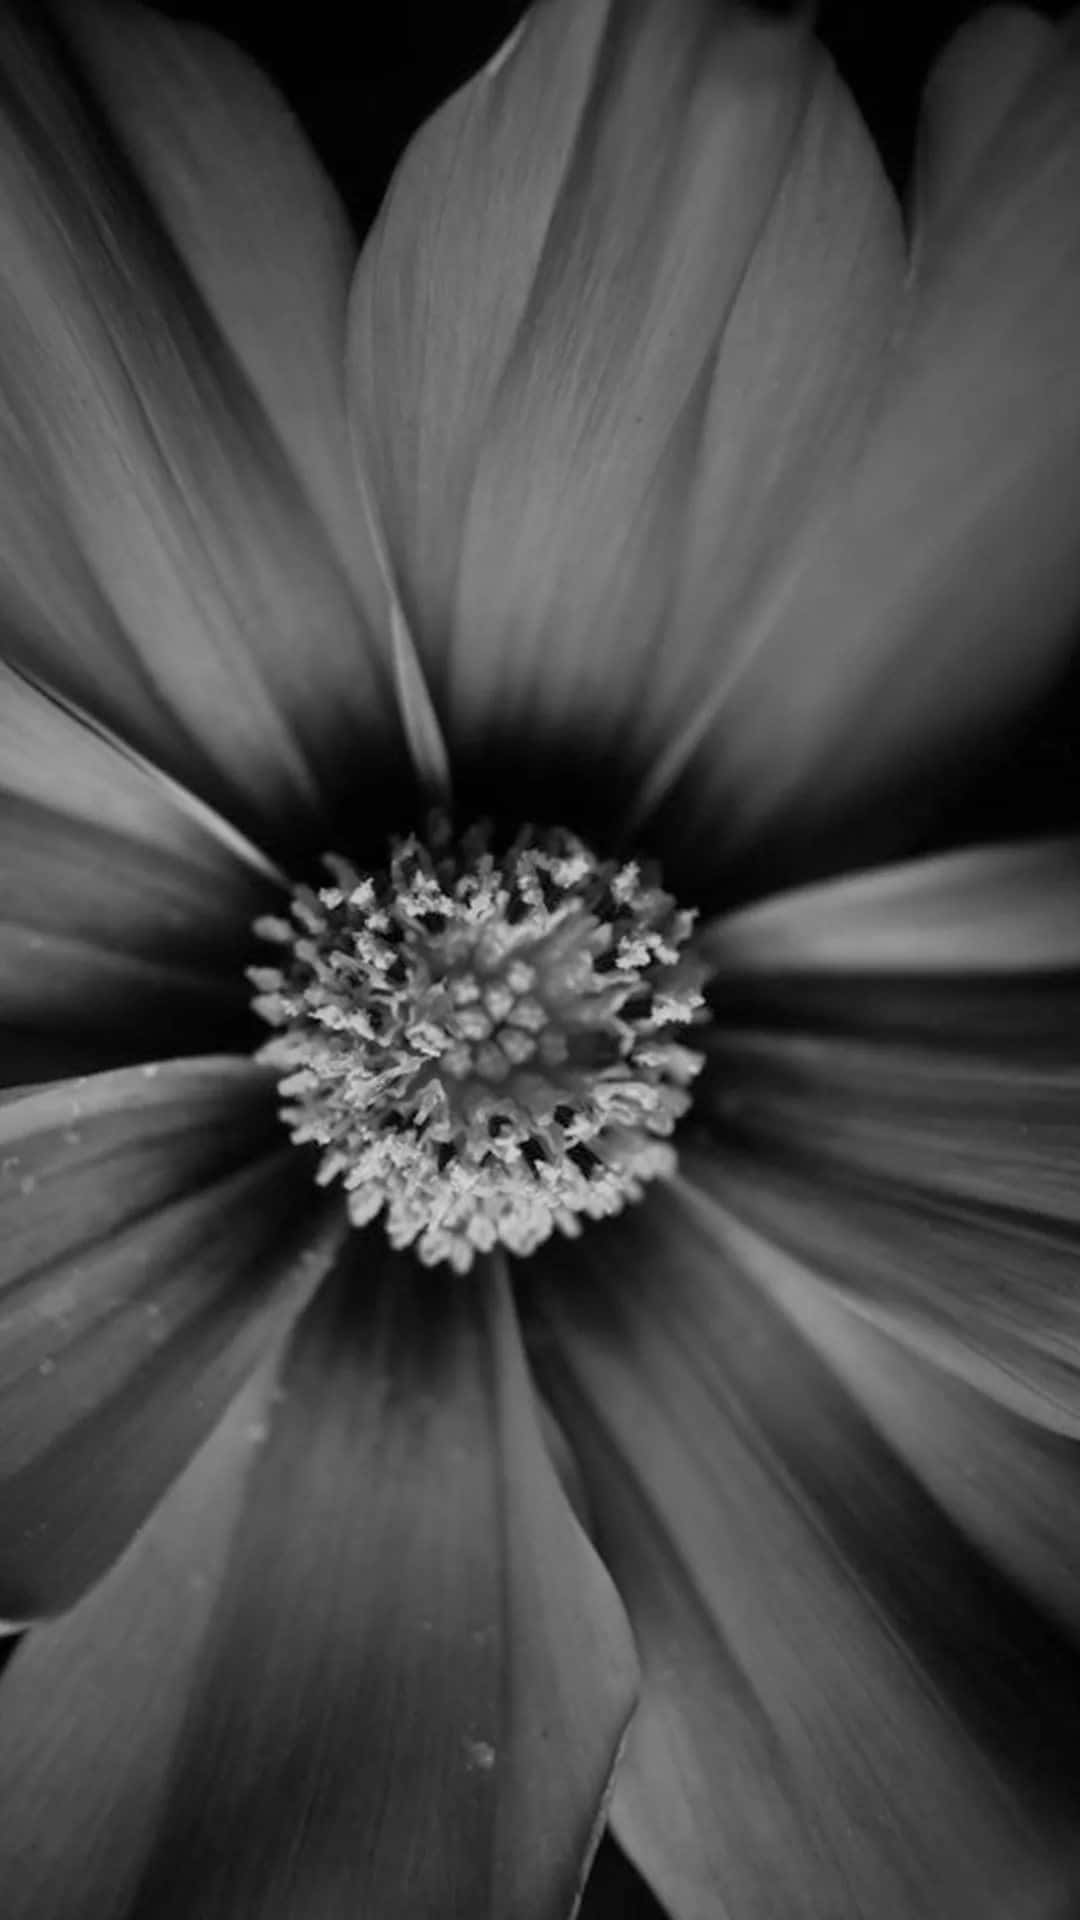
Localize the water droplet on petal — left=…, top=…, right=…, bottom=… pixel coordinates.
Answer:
left=463, top=1738, right=496, bottom=1772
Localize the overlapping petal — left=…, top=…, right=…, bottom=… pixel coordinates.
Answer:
left=62, top=0, right=386, bottom=621
left=523, top=1188, right=1080, bottom=1920
left=914, top=3, right=1056, bottom=222
left=702, top=837, right=1080, bottom=975
left=0, top=1057, right=342, bottom=1618
left=0, top=1245, right=637, bottom=1920
left=0, top=2, right=396, bottom=852
left=661, top=5, right=1080, bottom=877
left=692, top=1083, right=1080, bottom=1436
left=702, top=1025, right=1079, bottom=1205
left=0, top=661, right=280, bottom=1076
left=697, top=838, right=1080, bottom=1432
left=348, top=0, right=903, bottom=760
left=752, top=1257, right=1080, bottom=1637
left=0, top=1373, right=279, bottom=1920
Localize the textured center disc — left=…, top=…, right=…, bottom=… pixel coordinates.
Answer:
left=250, top=818, right=708, bottom=1271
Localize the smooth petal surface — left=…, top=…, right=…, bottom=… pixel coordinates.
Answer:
left=523, top=1188, right=1080, bottom=1920
left=753, top=1253, right=1080, bottom=1638
left=62, top=0, right=385, bottom=621
left=0, top=1373, right=277, bottom=1919
left=0, top=1057, right=342, bottom=1616
left=701, top=1028, right=1080, bottom=1223
left=914, top=4, right=1056, bottom=224
left=664, top=7, right=1080, bottom=875
left=691, top=1093, right=1080, bottom=1435
left=701, top=837, right=1080, bottom=975
left=0, top=662, right=278, bottom=1064
left=0, top=4, right=395, bottom=851
left=0, top=1245, right=637, bottom=1920
left=696, top=832, right=1080, bottom=1432
left=348, top=0, right=902, bottom=756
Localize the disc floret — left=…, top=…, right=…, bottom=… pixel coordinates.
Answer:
left=250, top=818, right=707, bottom=1272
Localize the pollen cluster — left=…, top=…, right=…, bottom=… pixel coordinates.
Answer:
left=250, top=818, right=707, bottom=1272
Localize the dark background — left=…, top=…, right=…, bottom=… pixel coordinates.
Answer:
left=120, top=2, right=1080, bottom=1912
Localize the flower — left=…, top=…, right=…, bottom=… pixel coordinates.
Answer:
left=0, top=1, right=1079, bottom=1916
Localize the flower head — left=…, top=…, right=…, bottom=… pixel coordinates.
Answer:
left=251, top=818, right=707, bottom=1268
left=1, top=3, right=1080, bottom=1918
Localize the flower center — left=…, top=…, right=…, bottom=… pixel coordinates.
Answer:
left=250, top=818, right=707, bottom=1272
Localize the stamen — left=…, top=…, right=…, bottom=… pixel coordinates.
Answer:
left=250, top=818, right=708, bottom=1272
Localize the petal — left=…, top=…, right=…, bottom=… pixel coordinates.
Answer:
left=630, top=26, right=901, bottom=768
left=695, top=843, right=1080, bottom=1428
left=348, top=0, right=902, bottom=756
left=0, top=1245, right=637, bottom=1920
left=702, top=1021, right=1080, bottom=1218
left=688, top=1099, right=1080, bottom=1437
left=701, top=837, right=1080, bottom=974
left=0, top=1374, right=276, bottom=1917
left=696, top=850, right=1080, bottom=1433
left=663, top=9, right=1080, bottom=878
left=756, top=1260, right=1080, bottom=1637
left=0, top=1057, right=342, bottom=1616
left=0, top=662, right=278, bottom=1063
left=62, top=0, right=386, bottom=622
left=0, top=4, right=396, bottom=852
left=913, top=5, right=1057, bottom=224
left=523, top=1188, right=1080, bottom=1920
